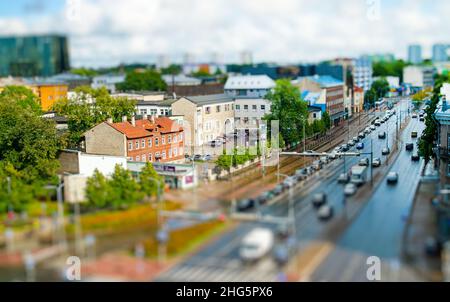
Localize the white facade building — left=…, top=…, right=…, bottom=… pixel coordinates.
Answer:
left=403, top=66, right=436, bottom=88
left=91, top=74, right=126, bottom=93
left=224, top=75, right=275, bottom=129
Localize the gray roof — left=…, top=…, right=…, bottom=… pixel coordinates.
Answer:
left=136, top=99, right=176, bottom=106
left=185, top=94, right=234, bottom=106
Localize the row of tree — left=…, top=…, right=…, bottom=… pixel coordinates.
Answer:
left=364, top=78, right=391, bottom=107
left=85, top=163, right=164, bottom=210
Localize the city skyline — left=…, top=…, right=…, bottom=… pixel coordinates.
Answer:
left=0, top=0, right=449, bottom=67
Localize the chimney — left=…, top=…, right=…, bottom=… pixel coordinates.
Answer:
left=122, top=116, right=127, bottom=122
left=107, top=117, right=113, bottom=124
left=131, top=116, right=136, bottom=127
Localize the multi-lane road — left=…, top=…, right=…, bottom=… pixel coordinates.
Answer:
left=156, top=99, right=423, bottom=282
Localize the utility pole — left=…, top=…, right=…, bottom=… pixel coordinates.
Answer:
left=371, top=138, right=374, bottom=187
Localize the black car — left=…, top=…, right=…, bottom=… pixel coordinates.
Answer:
left=411, top=154, right=420, bottom=161
left=405, top=143, right=414, bottom=151
left=378, top=132, right=386, bottom=139
left=236, top=199, right=255, bottom=212
left=312, top=193, right=327, bottom=208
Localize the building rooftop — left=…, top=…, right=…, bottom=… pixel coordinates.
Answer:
left=301, top=75, right=343, bottom=88
left=224, top=75, right=276, bottom=90
left=184, top=94, right=234, bottom=106
left=162, top=74, right=202, bottom=86
left=107, top=116, right=183, bottom=139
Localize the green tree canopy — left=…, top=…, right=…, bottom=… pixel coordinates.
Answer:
left=139, top=162, right=164, bottom=199
left=373, top=60, right=409, bottom=82
left=0, top=85, right=42, bottom=114
left=264, top=79, right=309, bottom=146
left=116, top=70, right=167, bottom=92
left=160, top=64, right=182, bottom=75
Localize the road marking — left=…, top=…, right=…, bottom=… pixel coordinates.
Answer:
left=289, top=241, right=334, bottom=281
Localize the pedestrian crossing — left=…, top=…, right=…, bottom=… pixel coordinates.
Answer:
left=156, top=257, right=281, bottom=282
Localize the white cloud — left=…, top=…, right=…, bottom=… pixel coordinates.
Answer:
left=0, top=0, right=448, bottom=67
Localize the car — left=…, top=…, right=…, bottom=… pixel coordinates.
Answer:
left=320, top=156, right=329, bottom=165
left=202, top=154, right=212, bottom=161
left=334, top=146, right=342, bottom=153
left=317, top=205, right=334, bottom=221
left=338, top=173, right=350, bottom=184
left=419, top=117, right=425, bottom=122
left=341, top=144, right=349, bottom=152
left=411, top=131, right=418, bottom=138
left=382, top=147, right=390, bottom=155
left=312, top=160, right=323, bottom=171
left=240, top=228, right=274, bottom=261
left=412, top=113, right=418, bottom=118
left=305, top=150, right=315, bottom=154
left=312, top=193, right=327, bottom=208
left=359, top=158, right=369, bottom=166
left=276, top=223, right=291, bottom=239
left=358, top=132, right=366, bottom=139
left=236, top=199, right=255, bottom=212
left=372, top=158, right=381, bottom=167
left=387, top=172, right=399, bottom=184
left=378, top=131, right=386, bottom=139
left=348, top=140, right=355, bottom=147
left=282, top=177, right=296, bottom=189
left=272, top=238, right=296, bottom=265
left=272, top=185, right=284, bottom=196
left=328, top=152, right=338, bottom=160
left=424, top=236, right=441, bottom=257
left=356, top=142, right=364, bottom=150
left=209, top=139, right=223, bottom=147
left=411, top=154, right=420, bottom=161
left=364, top=128, right=371, bottom=134
left=352, top=136, right=360, bottom=143
left=193, top=154, right=202, bottom=161
left=370, top=125, right=376, bottom=131
left=374, top=120, right=381, bottom=127
left=405, top=143, right=414, bottom=151
left=380, top=119, right=385, bottom=124
left=344, top=183, right=357, bottom=196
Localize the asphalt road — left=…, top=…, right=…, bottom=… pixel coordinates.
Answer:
left=156, top=102, right=410, bottom=282
left=311, top=111, right=426, bottom=281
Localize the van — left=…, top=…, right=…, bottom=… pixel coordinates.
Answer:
left=240, top=228, right=274, bottom=261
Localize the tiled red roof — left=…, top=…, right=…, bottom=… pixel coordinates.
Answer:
left=108, top=117, right=183, bottom=139
left=354, top=86, right=364, bottom=92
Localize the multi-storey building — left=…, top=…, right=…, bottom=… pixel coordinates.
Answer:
left=171, top=94, right=234, bottom=151
left=352, top=56, right=373, bottom=92
left=432, top=44, right=449, bottom=63
left=224, top=75, right=275, bottom=129
left=84, top=116, right=185, bottom=163
left=408, top=45, right=423, bottom=64
left=0, top=35, right=70, bottom=77
left=435, top=92, right=450, bottom=182
left=403, top=66, right=436, bottom=88
left=91, top=74, right=125, bottom=93
left=295, top=75, right=345, bottom=127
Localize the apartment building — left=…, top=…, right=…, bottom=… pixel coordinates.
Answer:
left=403, top=66, right=436, bottom=88
left=171, top=94, right=234, bottom=150
left=84, top=116, right=185, bottom=163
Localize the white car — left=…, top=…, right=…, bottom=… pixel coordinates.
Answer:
left=387, top=172, right=399, bottom=184
left=240, top=228, right=274, bottom=261
left=344, top=183, right=357, bottom=196
left=372, top=158, right=381, bottom=167
left=370, top=125, right=376, bottom=130
left=317, top=205, right=334, bottom=221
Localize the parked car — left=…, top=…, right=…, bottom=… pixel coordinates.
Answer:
left=378, top=131, right=386, bottom=139
left=411, top=131, right=418, bottom=138
left=411, top=154, right=420, bottom=161
left=312, top=193, right=327, bottom=208
left=419, top=117, right=425, bottom=122
left=272, top=238, right=296, bottom=265
left=328, top=152, right=338, bottom=160
left=352, top=136, right=359, bottom=143
left=387, top=172, right=399, bottom=184
left=341, top=144, right=349, bottom=152
left=320, top=156, right=329, bottom=165
left=372, top=158, right=381, bottom=167
left=412, top=113, right=418, bottom=118
left=236, top=199, right=255, bottom=212
left=364, top=128, right=371, bottom=134
left=317, top=205, right=334, bottom=221
left=240, top=228, right=274, bottom=261
left=382, top=147, right=390, bottom=155
left=338, top=173, right=350, bottom=184
left=344, top=183, right=357, bottom=196
left=374, top=120, right=381, bottom=126
left=312, top=160, right=323, bottom=171
left=370, top=125, right=376, bottom=131
left=405, top=143, right=414, bottom=151
left=359, top=158, right=369, bottom=166
left=358, top=132, right=366, bottom=139
left=272, top=185, right=284, bottom=196
left=348, top=140, right=356, bottom=147
left=356, top=142, right=364, bottom=150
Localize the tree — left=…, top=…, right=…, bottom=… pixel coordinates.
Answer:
left=160, top=64, right=182, bottom=75
left=52, top=86, right=137, bottom=146
left=364, top=88, right=377, bottom=107
left=116, top=70, right=167, bottom=92
left=0, top=100, right=61, bottom=181
left=0, top=85, right=42, bottom=114
left=191, top=70, right=211, bottom=78
left=371, top=78, right=390, bottom=100
left=70, top=68, right=99, bottom=77
left=108, top=165, right=143, bottom=210
left=264, top=79, right=309, bottom=146
left=321, top=111, right=331, bottom=130
left=373, top=59, right=409, bottom=82
left=139, top=163, right=164, bottom=199
left=85, top=169, right=111, bottom=209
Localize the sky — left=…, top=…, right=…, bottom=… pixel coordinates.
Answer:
left=0, top=0, right=448, bottom=68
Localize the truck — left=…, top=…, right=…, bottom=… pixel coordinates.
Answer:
left=350, top=165, right=368, bottom=186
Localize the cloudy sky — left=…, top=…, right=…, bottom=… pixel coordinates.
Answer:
left=0, top=0, right=448, bottom=67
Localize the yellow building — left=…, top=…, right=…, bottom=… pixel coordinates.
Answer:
left=30, top=83, right=68, bottom=111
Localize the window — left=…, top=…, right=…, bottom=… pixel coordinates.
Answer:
left=169, top=148, right=172, bottom=158
left=252, top=105, right=257, bottom=112
left=141, top=139, right=145, bottom=148
left=179, top=133, right=183, bottom=141
left=142, top=154, right=146, bottom=162
left=173, top=135, right=178, bottom=143
left=148, top=138, right=152, bottom=147
left=174, top=148, right=178, bottom=157
left=236, top=105, right=240, bottom=111
left=140, top=109, right=147, bottom=115
left=225, top=104, right=230, bottom=111
left=168, top=135, right=172, bottom=144
left=261, top=105, right=265, bottom=111
left=244, top=105, right=249, bottom=111
left=136, top=155, right=140, bottom=162
left=128, top=142, right=133, bottom=150
left=149, top=153, right=153, bottom=162
left=135, top=140, right=139, bottom=149
left=155, top=138, right=159, bottom=146
left=127, top=157, right=132, bottom=161
left=162, top=151, right=166, bottom=159
left=155, top=152, right=160, bottom=160
left=150, top=109, right=157, bottom=115
left=205, top=107, right=211, bottom=114
left=216, top=105, right=221, bottom=113
left=162, top=136, right=166, bottom=145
